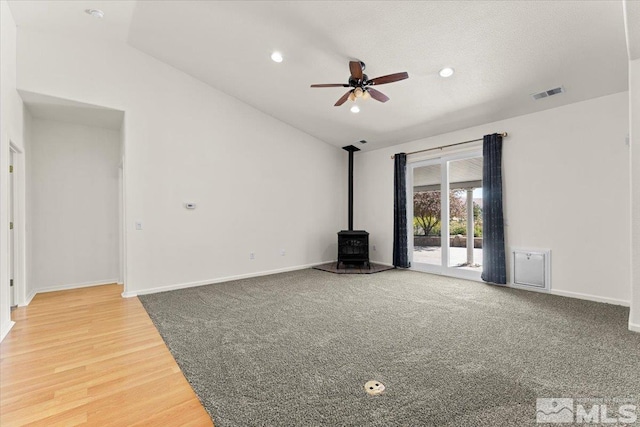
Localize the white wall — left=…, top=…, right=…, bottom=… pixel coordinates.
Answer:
left=16, top=29, right=346, bottom=296
left=29, top=118, right=120, bottom=291
left=0, top=0, right=24, bottom=341
left=355, top=92, right=631, bottom=306
left=631, top=58, right=640, bottom=331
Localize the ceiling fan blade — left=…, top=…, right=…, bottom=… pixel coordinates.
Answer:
left=334, top=90, right=353, bottom=106
left=367, top=88, right=389, bottom=103
left=368, top=72, right=409, bottom=86
left=310, top=83, right=350, bottom=88
left=349, top=61, right=363, bottom=80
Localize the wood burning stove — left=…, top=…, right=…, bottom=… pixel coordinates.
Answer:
left=338, top=230, right=369, bottom=268
left=338, top=145, right=370, bottom=268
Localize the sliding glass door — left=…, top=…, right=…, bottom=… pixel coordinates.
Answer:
left=408, top=151, right=483, bottom=280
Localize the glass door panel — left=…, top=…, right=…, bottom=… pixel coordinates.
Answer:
left=447, top=157, right=483, bottom=272
left=412, top=162, right=442, bottom=270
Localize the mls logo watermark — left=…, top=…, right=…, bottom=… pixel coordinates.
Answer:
left=536, top=398, right=638, bottom=424
left=537, top=398, right=574, bottom=423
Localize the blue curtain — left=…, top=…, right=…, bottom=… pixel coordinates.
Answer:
left=481, top=134, right=507, bottom=284
left=393, top=153, right=410, bottom=268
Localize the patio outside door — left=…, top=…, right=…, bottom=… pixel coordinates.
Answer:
left=408, top=151, right=484, bottom=281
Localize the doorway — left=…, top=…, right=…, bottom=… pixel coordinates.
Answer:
left=20, top=91, right=125, bottom=297
left=408, top=151, right=483, bottom=280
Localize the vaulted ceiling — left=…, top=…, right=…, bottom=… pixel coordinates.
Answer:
left=8, top=1, right=631, bottom=150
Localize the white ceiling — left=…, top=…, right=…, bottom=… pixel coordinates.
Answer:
left=9, top=1, right=631, bottom=151
left=21, top=91, right=124, bottom=130
left=8, top=0, right=135, bottom=42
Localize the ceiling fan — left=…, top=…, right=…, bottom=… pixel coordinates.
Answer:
left=311, top=61, right=409, bottom=106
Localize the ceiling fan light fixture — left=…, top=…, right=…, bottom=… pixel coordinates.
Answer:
left=354, top=87, right=364, bottom=98
left=350, top=106, right=360, bottom=113
left=362, top=90, right=371, bottom=100
left=348, top=92, right=356, bottom=102
left=271, top=52, right=283, bottom=63
left=85, top=8, right=104, bottom=18
left=439, top=67, right=455, bottom=78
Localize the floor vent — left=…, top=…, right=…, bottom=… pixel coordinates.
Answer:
left=511, top=248, right=551, bottom=292
left=531, top=86, right=564, bottom=100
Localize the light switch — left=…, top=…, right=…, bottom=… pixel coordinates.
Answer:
left=135, top=221, right=143, bottom=230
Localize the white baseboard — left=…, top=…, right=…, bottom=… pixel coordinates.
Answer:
left=0, top=321, right=16, bottom=342
left=22, top=290, right=36, bottom=306
left=122, top=261, right=334, bottom=298
left=550, top=289, right=630, bottom=307
left=629, top=322, right=640, bottom=333
left=34, top=279, right=119, bottom=295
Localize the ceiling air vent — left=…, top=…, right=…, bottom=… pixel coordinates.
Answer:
left=531, top=86, right=564, bottom=101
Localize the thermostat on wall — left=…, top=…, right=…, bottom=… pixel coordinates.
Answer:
left=185, top=203, right=196, bottom=209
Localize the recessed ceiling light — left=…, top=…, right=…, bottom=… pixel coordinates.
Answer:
left=85, top=9, right=104, bottom=18
left=350, top=105, right=360, bottom=113
left=439, top=67, right=455, bottom=78
left=271, top=52, right=283, bottom=63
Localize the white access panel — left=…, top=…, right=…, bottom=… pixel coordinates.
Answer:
left=511, top=249, right=551, bottom=292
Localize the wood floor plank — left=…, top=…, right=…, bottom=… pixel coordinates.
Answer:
left=0, top=284, right=213, bottom=427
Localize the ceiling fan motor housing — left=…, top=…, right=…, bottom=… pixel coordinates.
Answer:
left=349, top=74, right=368, bottom=88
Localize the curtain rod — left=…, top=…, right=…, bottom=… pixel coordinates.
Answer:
left=390, top=132, right=508, bottom=159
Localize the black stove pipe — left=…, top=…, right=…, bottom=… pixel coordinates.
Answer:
left=342, top=145, right=360, bottom=231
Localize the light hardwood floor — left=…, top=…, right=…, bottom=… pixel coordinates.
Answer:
left=0, top=284, right=213, bottom=426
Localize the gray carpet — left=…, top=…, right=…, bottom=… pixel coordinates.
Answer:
left=139, top=269, right=640, bottom=427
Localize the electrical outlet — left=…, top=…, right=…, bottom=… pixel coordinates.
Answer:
left=249, top=252, right=255, bottom=260
left=372, top=245, right=377, bottom=251
left=280, top=249, right=286, bottom=256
